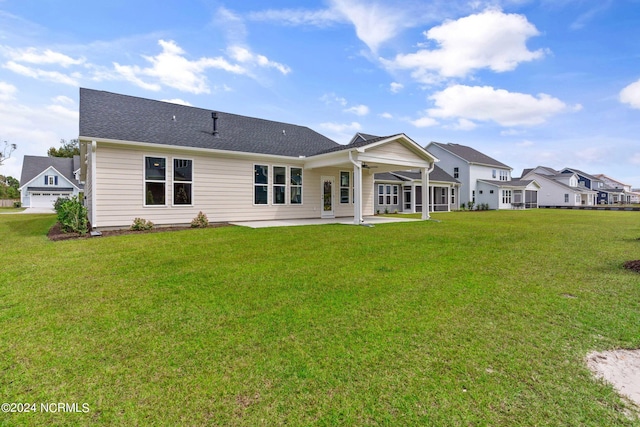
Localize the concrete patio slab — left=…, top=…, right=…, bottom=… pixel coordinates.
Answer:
left=229, top=215, right=421, bottom=229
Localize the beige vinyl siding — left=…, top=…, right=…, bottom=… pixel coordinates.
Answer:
left=93, top=143, right=362, bottom=228
left=85, top=147, right=94, bottom=226
left=366, top=142, right=422, bottom=163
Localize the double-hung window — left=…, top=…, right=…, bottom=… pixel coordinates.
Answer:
left=340, top=171, right=350, bottom=204
left=254, top=165, right=268, bottom=205
left=273, top=166, right=286, bottom=205
left=453, top=167, right=459, bottom=179
left=290, top=167, right=302, bottom=204
left=173, top=159, right=192, bottom=205
left=145, top=156, right=166, bottom=205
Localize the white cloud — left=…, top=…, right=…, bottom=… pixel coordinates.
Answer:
left=51, top=95, right=74, bottom=105
left=321, top=93, right=348, bottom=106
left=386, top=9, right=546, bottom=82
left=410, top=115, right=438, bottom=128
left=452, top=118, right=477, bottom=130
left=319, top=121, right=362, bottom=143
left=427, top=85, right=572, bottom=127
left=112, top=39, right=246, bottom=94
left=516, top=140, right=534, bottom=147
left=329, top=0, right=409, bottom=52
left=344, top=104, right=369, bottom=116
left=248, top=8, right=342, bottom=27
left=1, top=46, right=85, bottom=67
left=161, top=98, right=192, bottom=106
left=0, top=81, right=17, bottom=101
left=620, top=78, right=640, bottom=109
left=227, top=45, right=291, bottom=75
left=501, top=129, right=526, bottom=136
left=380, top=112, right=393, bottom=119
left=630, top=153, right=640, bottom=165
left=3, top=61, right=80, bottom=85
left=46, top=104, right=79, bottom=121
left=249, top=1, right=412, bottom=53
left=390, top=82, right=403, bottom=93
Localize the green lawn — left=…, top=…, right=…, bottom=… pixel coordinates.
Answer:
left=1, top=210, right=639, bottom=426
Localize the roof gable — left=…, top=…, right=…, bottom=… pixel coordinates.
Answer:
left=20, top=155, right=81, bottom=190
left=428, top=141, right=511, bottom=169
left=80, top=88, right=339, bottom=157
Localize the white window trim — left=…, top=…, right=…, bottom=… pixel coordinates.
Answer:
left=143, top=155, right=168, bottom=207
left=502, top=189, right=512, bottom=204
left=339, top=170, right=351, bottom=204
left=172, top=157, right=194, bottom=207
left=253, top=163, right=270, bottom=206
left=272, top=165, right=287, bottom=205
left=290, top=166, right=303, bottom=205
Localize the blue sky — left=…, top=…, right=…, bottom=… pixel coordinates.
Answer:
left=1, top=0, right=640, bottom=187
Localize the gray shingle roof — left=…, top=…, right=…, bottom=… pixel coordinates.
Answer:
left=20, top=155, right=83, bottom=189
left=561, top=167, right=600, bottom=182
left=79, top=88, right=340, bottom=157
left=477, top=179, right=536, bottom=188
left=430, top=142, right=510, bottom=169
left=374, top=165, right=458, bottom=184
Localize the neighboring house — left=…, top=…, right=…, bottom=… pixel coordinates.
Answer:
left=374, top=166, right=460, bottom=214
left=559, top=167, right=616, bottom=205
left=594, top=174, right=634, bottom=204
left=521, top=166, right=597, bottom=207
left=19, top=155, right=83, bottom=208
left=425, top=142, right=539, bottom=209
left=78, top=89, right=439, bottom=229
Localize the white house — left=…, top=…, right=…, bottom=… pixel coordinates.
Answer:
left=19, top=155, right=83, bottom=208
left=78, top=89, right=439, bottom=229
left=425, top=142, right=539, bottom=209
left=521, top=166, right=597, bottom=206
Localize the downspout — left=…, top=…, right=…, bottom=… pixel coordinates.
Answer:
left=348, top=150, right=363, bottom=225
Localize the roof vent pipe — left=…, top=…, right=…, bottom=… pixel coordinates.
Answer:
left=211, top=112, right=218, bottom=136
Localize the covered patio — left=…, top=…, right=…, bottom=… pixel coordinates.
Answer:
left=230, top=215, right=422, bottom=229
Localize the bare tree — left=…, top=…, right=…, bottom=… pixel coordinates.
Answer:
left=0, top=141, right=17, bottom=166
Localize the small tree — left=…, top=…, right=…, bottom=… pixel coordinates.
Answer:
left=0, top=141, right=16, bottom=166
left=48, top=139, right=80, bottom=158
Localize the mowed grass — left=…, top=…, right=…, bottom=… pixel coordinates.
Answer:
left=1, top=210, right=639, bottom=426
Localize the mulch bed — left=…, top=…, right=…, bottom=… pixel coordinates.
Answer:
left=623, top=260, right=640, bottom=273
left=47, top=222, right=230, bottom=241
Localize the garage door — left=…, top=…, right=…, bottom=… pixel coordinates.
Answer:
left=30, top=193, right=71, bottom=208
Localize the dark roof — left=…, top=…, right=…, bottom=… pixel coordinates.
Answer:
left=314, top=134, right=394, bottom=155
left=477, top=179, right=536, bottom=188
left=374, top=165, right=458, bottom=184
left=374, top=172, right=406, bottom=182
left=80, top=88, right=340, bottom=157
left=561, top=168, right=600, bottom=181
left=429, top=142, right=510, bottom=169
left=349, top=133, right=382, bottom=144
left=20, top=155, right=83, bottom=189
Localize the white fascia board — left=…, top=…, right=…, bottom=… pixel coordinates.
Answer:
left=303, top=151, right=352, bottom=169
left=78, top=136, right=305, bottom=164
left=355, top=153, right=431, bottom=169
left=363, top=134, right=439, bottom=163
left=18, top=166, right=81, bottom=191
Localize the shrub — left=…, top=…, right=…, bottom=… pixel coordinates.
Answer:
left=53, top=196, right=69, bottom=213
left=393, top=209, right=398, bottom=214
left=467, top=201, right=475, bottom=211
left=460, top=202, right=466, bottom=211
left=13, top=201, right=21, bottom=208
left=131, top=218, right=154, bottom=231
left=191, top=211, right=209, bottom=228
left=55, top=196, right=88, bottom=234
left=384, top=208, right=389, bottom=214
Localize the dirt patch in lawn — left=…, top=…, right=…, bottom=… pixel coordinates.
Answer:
left=587, top=349, right=640, bottom=411
left=47, top=221, right=231, bottom=241
left=623, top=260, right=640, bottom=273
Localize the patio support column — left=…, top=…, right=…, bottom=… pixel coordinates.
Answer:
left=421, top=167, right=430, bottom=220
left=349, top=150, right=362, bottom=225
left=447, top=186, right=451, bottom=212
